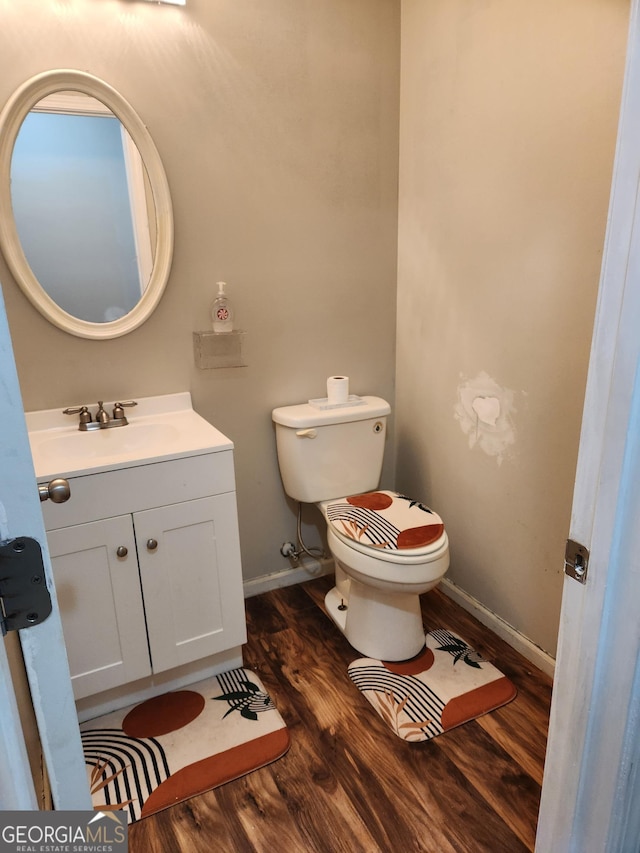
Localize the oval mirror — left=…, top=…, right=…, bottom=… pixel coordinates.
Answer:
left=0, top=70, right=173, bottom=339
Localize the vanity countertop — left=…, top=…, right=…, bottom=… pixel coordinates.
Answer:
left=26, top=392, right=232, bottom=481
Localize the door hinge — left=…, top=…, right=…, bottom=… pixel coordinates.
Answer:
left=565, top=538, right=590, bottom=584
left=0, top=537, right=52, bottom=636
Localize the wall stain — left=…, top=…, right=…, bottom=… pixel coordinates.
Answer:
left=454, top=371, right=516, bottom=464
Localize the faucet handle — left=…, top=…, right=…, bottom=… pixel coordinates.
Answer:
left=113, top=400, right=137, bottom=419
left=62, top=405, right=92, bottom=424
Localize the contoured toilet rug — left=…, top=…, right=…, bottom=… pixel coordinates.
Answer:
left=348, top=630, right=517, bottom=742
left=81, top=668, right=290, bottom=822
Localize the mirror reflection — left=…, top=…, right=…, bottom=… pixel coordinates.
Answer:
left=0, top=70, right=173, bottom=340
left=10, top=92, right=156, bottom=324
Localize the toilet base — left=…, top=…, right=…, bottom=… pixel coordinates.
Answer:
left=325, top=580, right=426, bottom=661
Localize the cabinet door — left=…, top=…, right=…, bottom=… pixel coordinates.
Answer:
left=135, top=495, right=247, bottom=674
left=47, top=516, right=151, bottom=699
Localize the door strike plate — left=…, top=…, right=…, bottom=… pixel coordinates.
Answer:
left=0, top=537, right=52, bottom=636
left=564, top=538, right=589, bottom=584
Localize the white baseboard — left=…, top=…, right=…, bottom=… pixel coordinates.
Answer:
left=440, top=578, right=556, bottom=678
left=243, top=557, right=334, bottom=599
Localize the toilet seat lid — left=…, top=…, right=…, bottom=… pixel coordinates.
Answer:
left=324, top=490, right=445, bottom=556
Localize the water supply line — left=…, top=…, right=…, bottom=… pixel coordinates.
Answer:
left=280, top=502, right=326, bottom=564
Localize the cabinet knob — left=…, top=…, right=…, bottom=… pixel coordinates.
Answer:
left=146, top=538, right=158, bottom=551
left=116, top=546, right=128, bottom=558
left=38, top=478, right=71, bottom=503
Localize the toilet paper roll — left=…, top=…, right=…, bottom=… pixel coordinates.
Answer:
left=327, top=375, right=349, bottom=405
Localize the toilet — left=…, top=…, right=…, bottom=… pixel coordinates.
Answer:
left=272, top=395, right=449, bottom=661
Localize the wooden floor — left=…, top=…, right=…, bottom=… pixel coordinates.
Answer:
left=129, top=575, right=553, bottom=853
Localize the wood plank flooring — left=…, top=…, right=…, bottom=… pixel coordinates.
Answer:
left=129, top=575, right=553, bottom=853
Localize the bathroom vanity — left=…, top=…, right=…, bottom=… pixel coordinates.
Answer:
left=27, top=393, right=246, bottom=720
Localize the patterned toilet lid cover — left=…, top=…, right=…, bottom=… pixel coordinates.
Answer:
left=325, top=490, right=445, bottom=553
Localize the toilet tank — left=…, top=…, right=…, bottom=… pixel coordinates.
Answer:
left=272, top=396, right=391, bottom=503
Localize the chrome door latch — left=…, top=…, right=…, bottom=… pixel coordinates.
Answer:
left=0, top=537, right=52, bottom=636
left=564, top=539, right=589, bottom=584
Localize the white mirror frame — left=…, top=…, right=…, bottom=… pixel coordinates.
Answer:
left=0, top=70, right=174, bottom=339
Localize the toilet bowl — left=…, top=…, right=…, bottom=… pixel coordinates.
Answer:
left=271, top=395, right=450, bottom=662
left=320, top=490, right=449, bottom=660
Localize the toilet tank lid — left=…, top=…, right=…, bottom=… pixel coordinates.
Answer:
left=272, top=395, right=390, bottom=428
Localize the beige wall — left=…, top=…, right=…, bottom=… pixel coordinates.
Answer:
left=0, top=0, right=400, bottom=582
left=396, top=0, right=629, bottom=655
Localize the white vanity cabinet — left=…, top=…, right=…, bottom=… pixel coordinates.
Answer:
left=40, top=450, right=247, bottom=703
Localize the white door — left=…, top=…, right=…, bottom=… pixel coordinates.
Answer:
left=0, top=283, right=90, bottom=810
left=536, top=2, right=640, bottom=850
left=0, top=634, right=37, bottom=807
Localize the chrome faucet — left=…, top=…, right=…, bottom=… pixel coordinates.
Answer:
left=63, top=400, right=137, bottom=431
left=95, top=401, right=110, bottom=426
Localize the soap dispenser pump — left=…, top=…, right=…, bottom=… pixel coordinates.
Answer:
left=211, top=281, right=234, bottom=333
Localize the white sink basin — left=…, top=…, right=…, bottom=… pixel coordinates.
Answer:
left=26, top=392, right=233, bottom=480
left=37, top=422, right=181, bottom=462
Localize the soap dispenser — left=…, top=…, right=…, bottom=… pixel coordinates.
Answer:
left=211, top=281, right=234, bottom=333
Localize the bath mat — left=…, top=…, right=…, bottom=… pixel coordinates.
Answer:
left=348, top=630, right=516, bottom=742
left=81, top=668, right=290, bottom=822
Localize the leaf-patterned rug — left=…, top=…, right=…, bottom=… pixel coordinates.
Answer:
left=348, top=630, right=517, bottom=742
left=81, top=668, right=290, bottom=822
